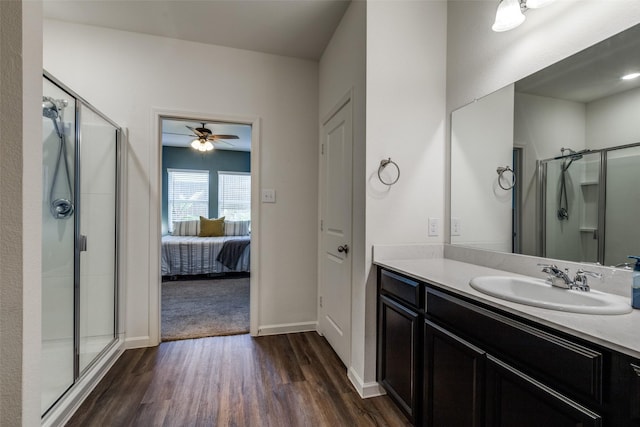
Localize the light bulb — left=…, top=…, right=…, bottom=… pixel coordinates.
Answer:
left=492, top=0, right=525, bottom=32
left=622, top=72, right=640, bottom=80
left=525, top=0, right=555, bottom=9
left=190, top=139, right=200, bottom=149
left=204, top=141, right=214, bottom=151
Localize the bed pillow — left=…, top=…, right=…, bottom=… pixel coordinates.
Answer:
left=224, top=220, right=251, bottom=236
left=171, top=220, right=200, bottom=236
left=199, top=216, right=225, bottom=237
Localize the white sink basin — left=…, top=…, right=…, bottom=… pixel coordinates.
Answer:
left=469, top=275, right=632, bottom=315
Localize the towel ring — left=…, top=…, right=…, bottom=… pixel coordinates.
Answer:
left=378, top=158, right=400, bottom=186
left=496, top=166, right=515, bottom=190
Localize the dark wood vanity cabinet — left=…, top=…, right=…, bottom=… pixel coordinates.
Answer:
left=423, top=319, right=484, bottom=427
left=377, top=269, right=423, bottom=423
left=377, top=267, right=640, bottom=427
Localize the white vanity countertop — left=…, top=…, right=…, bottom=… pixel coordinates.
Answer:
left=375, top=256, right=640, bottom=360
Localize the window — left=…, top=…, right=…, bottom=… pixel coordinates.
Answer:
left=218, top=171, right=251, bottom=220
left=167, top=168, right=209, bottom=232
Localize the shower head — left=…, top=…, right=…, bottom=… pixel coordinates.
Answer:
left=42, top=97, right=59, bottom=119
left=42, top=96, right=68, bottom=138
left=560, top=147, right=584, bottom=161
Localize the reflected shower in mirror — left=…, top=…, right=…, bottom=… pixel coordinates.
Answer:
left=450, top=22, right=640, bottom=268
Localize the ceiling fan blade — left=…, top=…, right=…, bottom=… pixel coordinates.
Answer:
left=209, top=134, right=240, bottom=140
left=164, top=131, right=197, bottom=137
left=213, top=139, right=235, bottom=146
left=186, top=125, right=205, bottom=138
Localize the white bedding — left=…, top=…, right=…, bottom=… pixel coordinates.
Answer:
left=161, top=235, right=250, bottom=276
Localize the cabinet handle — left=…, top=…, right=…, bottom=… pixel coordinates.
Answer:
left=338, top=244, right=349, bottom=254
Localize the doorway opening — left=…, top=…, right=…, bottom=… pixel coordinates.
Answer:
left=159, top=116, right=252, bottom=341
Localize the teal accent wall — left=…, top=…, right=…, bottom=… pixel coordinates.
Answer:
left=162, top=146, right=251, bottom=234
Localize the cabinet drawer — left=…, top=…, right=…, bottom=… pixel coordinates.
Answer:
left=380, top=269, right=421, bottom=308
left=426, top=288, right=603, bottom=404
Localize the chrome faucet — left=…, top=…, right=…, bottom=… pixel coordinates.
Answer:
left=572, top=269, right=603, bottom=292
left=538, top=264, right=573, bottom=288
left=538, top=264, right=602, bottom=292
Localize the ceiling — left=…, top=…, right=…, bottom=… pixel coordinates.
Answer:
left=516, top=22, right=640, bottom=103
left=42, top=0, right=351, bottom=61
left=162, top=118, right=252, bottom=151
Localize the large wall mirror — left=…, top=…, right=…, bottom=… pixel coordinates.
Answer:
left=451, top=22, right=640, bottom=268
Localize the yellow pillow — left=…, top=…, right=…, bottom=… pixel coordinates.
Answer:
left=199, top=216, right=225, bottom=237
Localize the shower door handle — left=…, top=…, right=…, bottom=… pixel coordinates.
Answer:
left=79, top=234, right=88, bottom=252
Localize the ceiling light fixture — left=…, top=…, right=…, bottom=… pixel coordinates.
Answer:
left=191, top=138, right=214, bottom=152
left=621, top=72, right=640, bottom=80
left=492, top=0, right=555, bottom=32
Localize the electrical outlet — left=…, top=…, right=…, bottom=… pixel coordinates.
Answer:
left=261, top=189, right=276, bottom=203
left=451, top=217, right=461, bottom=236
left=428, top=217, right=440, bottom=237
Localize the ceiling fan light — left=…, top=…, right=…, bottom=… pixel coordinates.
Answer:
left=204, top=141, right=214, bottom=151
left=191, top=139, right=201, bottom=150
left=492, top=0, right=525, bottom=32
left=525, top=0, right=555, bottom=9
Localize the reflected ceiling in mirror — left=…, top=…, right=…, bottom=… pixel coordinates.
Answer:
left=450, top=22, right=640, bottom=268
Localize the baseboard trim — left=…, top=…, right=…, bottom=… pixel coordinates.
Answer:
left=257, top=321, right=318, bottom=336
left=125, top=335, right=154, bottom=349
left=347, top=367, right=386, bottom=398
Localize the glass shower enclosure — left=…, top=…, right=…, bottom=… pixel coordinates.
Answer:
left=539, top=144, right=640, bottom=266
left=41, top=72, right=121, bottom=417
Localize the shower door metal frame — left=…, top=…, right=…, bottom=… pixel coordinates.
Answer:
left=537, top=142, right=640, bottom=265
left=538, top=150, right=605, bottom=263
left=42, top=70, right=122, bottom=414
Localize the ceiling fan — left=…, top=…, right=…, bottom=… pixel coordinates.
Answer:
left=186, top=123, right=239, bottom=152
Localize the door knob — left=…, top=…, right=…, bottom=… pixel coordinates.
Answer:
left=338, top=244, right=349, bottom=254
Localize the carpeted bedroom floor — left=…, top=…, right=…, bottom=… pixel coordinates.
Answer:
left=161, top=276, right=249, bottom=341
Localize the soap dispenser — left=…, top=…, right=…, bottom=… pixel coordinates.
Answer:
left=629, top=256, right=640, bottom=309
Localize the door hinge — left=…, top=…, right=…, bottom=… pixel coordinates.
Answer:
left=320, top=219, right=324, bottom=232
left=321, top=144, right=324, bottom=155
left=319, top=296, right=323, bottom=308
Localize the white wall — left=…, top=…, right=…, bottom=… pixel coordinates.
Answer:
left=514, top=92, right=587, bottom=255
left=0, top=0, right=43, bottom=425
left=43, top=20, right=320, bottom=345
left=318, top=0, right=368, bottom=392
left=451, top=84, right=514, bottom=252
left=587, top=86, right=640, bottom=148
left=365, top=0, right=447, bottom=387
left=447, top=1, right=640, bottom=115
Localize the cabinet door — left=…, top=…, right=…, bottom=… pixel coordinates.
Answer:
left=486, top=355, right=602, bottom=427
left=378, top=295, right=420, bottom=423
left=423, top=319, right=485, bottom=427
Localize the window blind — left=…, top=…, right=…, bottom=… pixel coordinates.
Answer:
left=167, top=169, right=209, bottom=231
left=218, top=171, right=251, bottom=220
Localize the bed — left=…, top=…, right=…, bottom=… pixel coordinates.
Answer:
left=161, top=219, right=251, bottom=276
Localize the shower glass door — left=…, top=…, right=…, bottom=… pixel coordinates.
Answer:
left=543, top=151, right=602, bottom=263
left=604, top=145, right=640, bottom=266
left=78, top=104, right=118, bottom=373
left=42, top=73, right=120, bottom=417
left=42, top=78, right=76, bottom=414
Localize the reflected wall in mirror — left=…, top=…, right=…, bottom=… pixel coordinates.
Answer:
left=451, top=22, right=640, bottom=268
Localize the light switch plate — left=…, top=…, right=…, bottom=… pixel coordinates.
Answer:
left=428, top=217, right=440, bottom=237
left=451, top=217, right=461, bottom=236
left=261, top=189, right=276, bottom=203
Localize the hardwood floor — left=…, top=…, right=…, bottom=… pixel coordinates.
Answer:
left=67, top=332, right=410, bottom=426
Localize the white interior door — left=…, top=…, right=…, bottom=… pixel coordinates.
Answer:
left=319, top=100, right=352, bottom=367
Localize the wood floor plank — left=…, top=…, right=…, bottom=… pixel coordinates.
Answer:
left=66, top=332, right=411, bottom=427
